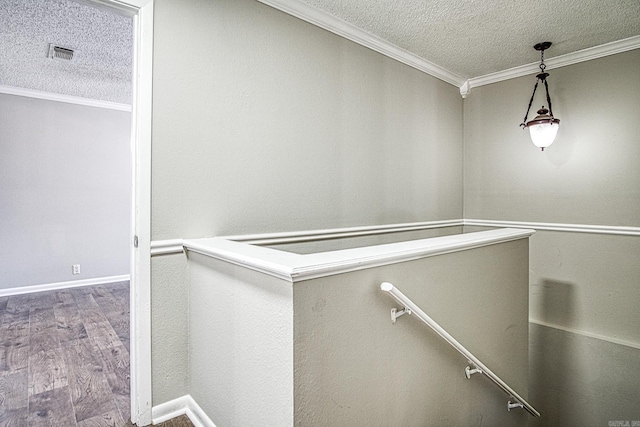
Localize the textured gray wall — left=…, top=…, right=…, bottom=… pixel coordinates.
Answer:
left=188, top=253, right=294, bottom=427
left=464, top=50, right=640, bottom=423
left=529, top=323, right=640, bottom=427
left=150, top=0, right=463, bottom=406
left=294, top=239, right=530, bottom=426
left=463, top=50, right=640, bottom=226
left=0, top=94, right=131, bottom=289
left=150, top=254, right=190, bottom=405
left=185, top=237, right=531, bottom=426
left=150, top=0, right=639, bottom=421
left=151, top=0, right=463, bottom=241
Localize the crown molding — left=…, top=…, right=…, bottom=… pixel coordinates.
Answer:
left=256, top=0, right=465, bottom=87
left=257, top=0, right=640, bottom=98
left=74, top=0, right=138, bottom=16
left=0, top=85, right=132, bottom=111
left=462, top=35, right=640, bottom=95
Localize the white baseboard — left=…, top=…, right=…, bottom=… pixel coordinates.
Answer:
left=152, top=395, right=216, bottom=427
left=0, top=274, right=130, bottom=297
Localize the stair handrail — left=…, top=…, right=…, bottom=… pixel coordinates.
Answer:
left=380, top=282, right=540, bottom=417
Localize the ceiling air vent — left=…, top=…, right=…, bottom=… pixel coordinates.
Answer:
left=48, top=44, right=75, bottom=61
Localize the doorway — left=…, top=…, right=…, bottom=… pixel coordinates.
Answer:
left=0, top=0, right=153, bottom=424
left=88, top=0, right=155, bottom=424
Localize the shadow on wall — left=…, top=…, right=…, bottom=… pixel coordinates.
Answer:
left=529, top=279, right=580, bottom=427
left=528, top=280, right=640, bottom=426
left=530, top=278, right=582, bottom=328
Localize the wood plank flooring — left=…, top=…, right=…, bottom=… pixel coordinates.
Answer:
left=0, top=281, right=132, bottom=426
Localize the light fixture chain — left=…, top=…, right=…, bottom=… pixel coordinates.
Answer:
left=520, top=80, right=540, bottom=127
left=543, top=79, right=554, bottom=117
left=520, top=42, right=560, bottom=151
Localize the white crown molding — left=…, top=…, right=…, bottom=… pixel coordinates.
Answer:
left=76, top=0, right=138, bottom=16
left=0, top=85, right=132, bottom=112
left=462, top=35, right=640, bottom=95
left=0, top=274, right=130, bottom=297
left=255, top=0, right=465, bottom=87
left=152, top=395, right=217, bottom=427
left=459, top=80, right=471, bottom=98
left=259, top=1, right=639, bottom=97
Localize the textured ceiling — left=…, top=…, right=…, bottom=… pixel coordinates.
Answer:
left=0, top=0, right=638, bottom=104
left=0, top=0, right=132, bottom=104
left=299, top=0, right=640, bottom=79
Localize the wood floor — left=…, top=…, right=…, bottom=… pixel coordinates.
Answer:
left=0, top=281, right=132, bottom=426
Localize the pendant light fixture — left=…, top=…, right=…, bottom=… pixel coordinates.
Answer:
left=520, top=42, right=560, bottom=151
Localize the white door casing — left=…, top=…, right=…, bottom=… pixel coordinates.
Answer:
left=85, top=0, right=154, bottom=425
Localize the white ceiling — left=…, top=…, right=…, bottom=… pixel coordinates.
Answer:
left=0, top=0, right=132, bottom=104
left=294, top=0, right=640, bottom=80
left=0, top=0, right=638, bottom=104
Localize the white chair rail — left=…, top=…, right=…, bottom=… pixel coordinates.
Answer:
left=380, top=282, right=540, bottom=417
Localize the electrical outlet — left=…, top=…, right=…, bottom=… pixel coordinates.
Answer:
left=72, top=264, right=81, bottom=275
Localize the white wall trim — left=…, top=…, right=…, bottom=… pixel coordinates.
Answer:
left=0, top=275, right=130, bottom=297
left=0, top=85, right=132, bottom=112
left=150, top=239, right=185, bottom=256
left=463, top=35, right=640, bottom=94
left=255, top=0, right=465, bottom=87
left=150, top=218, right=639, bottom=258
left=150, top=220, right=464, bottom=256
left=183, top=228, right=535, bottom=282
left=530, top=319, right=640, bottom=351
left=129, top=0, right=154, bottom=424
left=222, top=219, right=464, bottom=244
left=464, top=219, right=640, bottom=237
left=255, top=1, right=639, bottom=95
left=152, top=395, right=217, bottom=427
left=106, top=0, right=154, bottom=425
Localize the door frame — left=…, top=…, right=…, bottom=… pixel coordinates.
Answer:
left=87, top=0, right=154, bottom=425
left=129, top=1, right=153, bottom=424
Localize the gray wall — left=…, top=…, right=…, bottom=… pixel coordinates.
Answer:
left=464, top=50, right=640, bottom=425
left=151, top=0, right=463, bottom=241
left=0, top=94, right=132, bottom=289
left=188, top=253, right=294, bottom=427
left=184, top=237, right=531, bottom=426
left=464, top=50, right=640, bottom=226
left=149, top=0, right=639, bottom=423
left=294, top=238, right=530, bottom=426
left=150, top=0, right=463, bottom=405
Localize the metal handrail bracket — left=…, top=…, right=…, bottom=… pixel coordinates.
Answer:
left=380, top=282, right=540, bottom=417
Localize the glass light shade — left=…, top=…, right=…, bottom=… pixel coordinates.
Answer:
left=525, top=108, right=560, bottom=151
